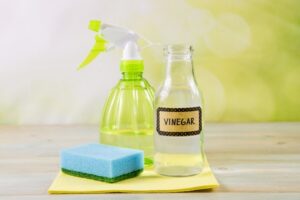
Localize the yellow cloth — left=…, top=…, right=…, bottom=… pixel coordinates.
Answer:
left=48, top=160, right=218, bottom=194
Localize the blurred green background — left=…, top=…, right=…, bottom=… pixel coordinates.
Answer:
left=142, top=0, right=300, bottom=122
left=0, top=0, right=299, bottom=124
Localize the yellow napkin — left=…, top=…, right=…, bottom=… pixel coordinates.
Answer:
left=48, top=159, right=218, bottom=194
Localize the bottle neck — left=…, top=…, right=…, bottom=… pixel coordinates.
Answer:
left=122, top=72, right=143, bottom=80
left=165, top=54, right=195, bottom=85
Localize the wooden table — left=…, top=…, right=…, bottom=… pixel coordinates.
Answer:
left=1, top=123, right=299, bottom=199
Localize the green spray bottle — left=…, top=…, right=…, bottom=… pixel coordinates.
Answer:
left=79, top=20, right=155, bottom=165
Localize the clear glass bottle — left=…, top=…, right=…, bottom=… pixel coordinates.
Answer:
left=154, top=44, right=204, bottom=176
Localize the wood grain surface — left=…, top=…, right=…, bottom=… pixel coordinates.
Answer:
left=0, top=123, right=299, bottom=199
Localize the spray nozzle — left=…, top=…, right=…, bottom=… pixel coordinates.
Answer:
left=122, top=41, right=142, bottom=60
left=78, top=20, right=152, bottom=70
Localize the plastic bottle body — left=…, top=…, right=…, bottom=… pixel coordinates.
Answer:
left=154, top=45, right=204, bottom=176
left=100, top=72, right=155, bottom=166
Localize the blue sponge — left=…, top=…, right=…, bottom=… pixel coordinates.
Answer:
left=60, top=143, right=144, bottom=183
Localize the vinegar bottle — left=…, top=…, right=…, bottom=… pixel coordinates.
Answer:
left=154, top=44, right=204, bottom=176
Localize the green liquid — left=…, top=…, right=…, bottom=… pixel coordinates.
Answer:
left=100, top=129, right=154, bottom=166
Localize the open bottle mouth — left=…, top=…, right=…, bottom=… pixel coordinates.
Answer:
left=164, top=44, right=193, bottom=61
left=164, top=44, right=193, bottom=56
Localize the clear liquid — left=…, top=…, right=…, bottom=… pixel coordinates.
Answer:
left=100, top=129, right=154, bottom=166
left=154, top=152, right=204, bottom=176
left=154, top=129, right=204, bottom=176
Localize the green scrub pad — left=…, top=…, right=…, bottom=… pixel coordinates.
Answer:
left=61, top=168, right=143, bottom=183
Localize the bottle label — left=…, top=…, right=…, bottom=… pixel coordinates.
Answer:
left=156, top=107, right=202, bottom=136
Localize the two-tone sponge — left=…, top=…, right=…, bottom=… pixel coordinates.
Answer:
left=60, top=143, right=144, bottom=183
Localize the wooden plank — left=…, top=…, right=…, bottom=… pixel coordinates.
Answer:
left=1, top=154, right=299, bottom=195
left=0, top=123, right=299, bottom=198
left=1, top=123, right=299, bottom=157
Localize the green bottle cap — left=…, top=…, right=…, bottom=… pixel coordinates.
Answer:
left=120, top=60, right=144, bottom=73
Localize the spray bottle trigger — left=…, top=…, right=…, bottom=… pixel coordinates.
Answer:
left=78, top=34, right=107, bottom=70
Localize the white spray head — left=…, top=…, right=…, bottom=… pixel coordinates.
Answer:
left=122, top=41, right=142, bottom=60
left=101, top=24, right=138, bottom=49
left=79, top=20, right=155, bottom=69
